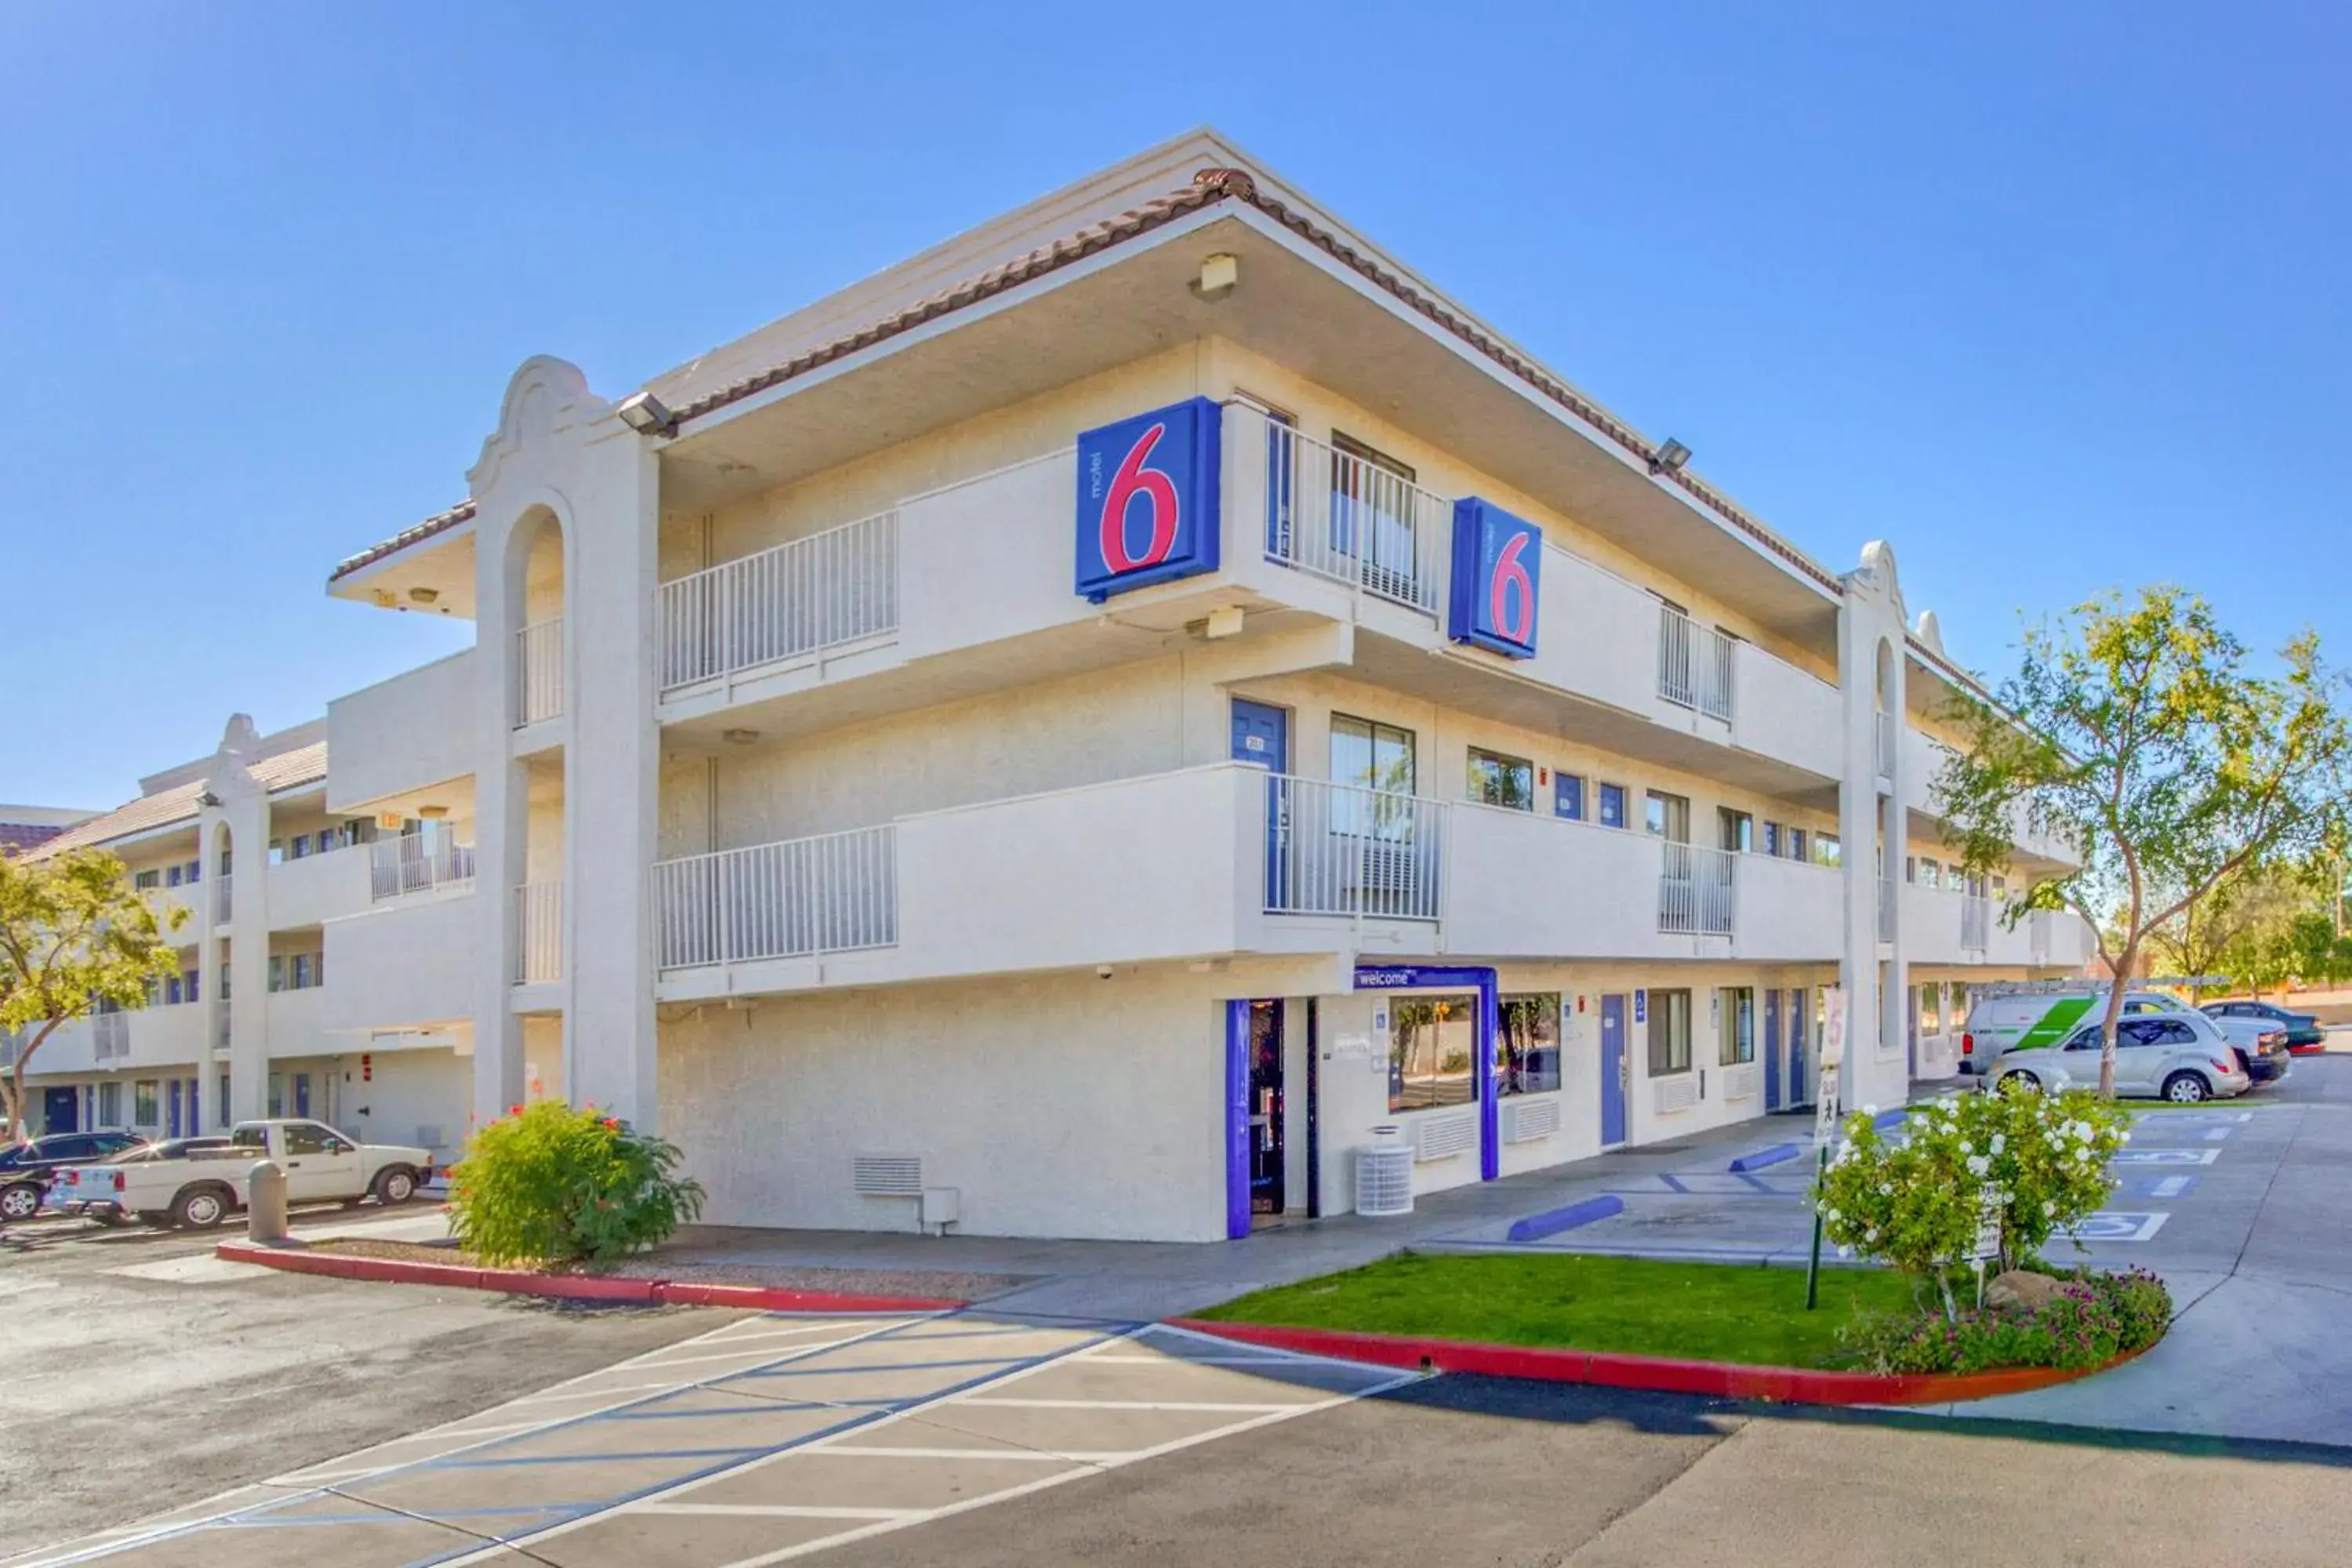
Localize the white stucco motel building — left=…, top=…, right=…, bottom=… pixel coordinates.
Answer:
left=16, top=131, right=2089, bottom=1240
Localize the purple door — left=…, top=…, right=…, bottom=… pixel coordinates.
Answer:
left=1599, top=994, right=1628, bottom=1146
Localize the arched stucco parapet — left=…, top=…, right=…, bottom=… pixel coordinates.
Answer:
left=1849, top=539, right=1907, bottom=621
left=468, top=355, right=605, bottom=499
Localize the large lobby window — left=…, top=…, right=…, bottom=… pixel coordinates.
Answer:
left=1497, top=993, right=1561, bottom=1096
left=1647, top=989, right=1693, bottom=1076
left=1388, top=995, right=1478, bottom=1112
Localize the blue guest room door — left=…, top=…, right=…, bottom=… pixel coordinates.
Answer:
left=1231, top=699, right=1288, bottom=907
left=1599, top=994, right=1628, bottom=1147
left=1764, top=989, right=1784, bottom=1111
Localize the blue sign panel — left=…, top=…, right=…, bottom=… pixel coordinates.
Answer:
left=1074, top=397, right=1222, bottom=602
left=1446, top=498, right=1541, bottom=658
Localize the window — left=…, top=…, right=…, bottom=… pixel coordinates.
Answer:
left=1553, top=773, right=1584, bottom=821
left=1920, top=858, right=1941, bottom=889
left=165, top=975, right=183, bottom=1006
left=1388, top=995, right=1479, bottom=1112
left=132, top=1080, right=159, bottom=1127
left=282, top=1121, right=350, bottom=1156
left=165, top=864, right=183, bottom=888
left=268, top=840, right=285, bottom=865
left=1718, top=808, right=1753, bottom=854
left=97, top=1081, right=122, bottom=1127
left=1788, top=827, right=1809, bottom=862
left=218, top=965, right=230, bottom=1002
left=1647, top=989, right=1693, bottom=1076
left=1904, top=856, right=1917, bottom=884
left=1598, top=783, right=1628, bottom=829
left=1919, top=985, right=1941, bottom=1035
left=232, top=1125, right=268, bottom=1149
left=133, top=868, right=161, bottom=890
left=267, top=1073, right=284, bottom=1119
left=292, top=1073, right=313, bottom=1118
left=1497, top=994, right=1561, bottom=1096
left=289, top=834, right=309, bottom=860
left=1331, top=714, right=1416, bottom=796
left=1762, top=822, right=1780, bottom=856
left=217, top=1074, right=231, bottom=1129
left=1468, top=748, right=1534, bottom=811
left=292, top=953, right=316, bottom=989
left=268, top=956, right=285, bottom=993
left=1719, top=987, right=1755, bottom=1065
left=1646, top=789, right=1690, bottom=842
left=1815, top=833, right=1842, bottom=869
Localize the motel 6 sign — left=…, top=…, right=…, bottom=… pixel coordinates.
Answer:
left=1447, top=498, right=1541, bottom=658
left=1073, top=397, right=1223, bottom=602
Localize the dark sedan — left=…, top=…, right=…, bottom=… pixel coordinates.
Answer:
left=0, top=1131, right=149, bottom=1221
left=2203, top=1000, right=2328, bottom=1053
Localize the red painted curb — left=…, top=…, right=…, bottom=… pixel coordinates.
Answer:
left=214, top=1241, right=967, bottom=1313
left=1164, top=1319, right=2151, bottom=1407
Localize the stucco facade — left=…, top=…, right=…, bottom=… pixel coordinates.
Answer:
left=28, top=130, right=2089, bottom=1241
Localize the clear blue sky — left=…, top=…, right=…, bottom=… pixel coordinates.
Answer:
left=4, top=2, right=2344, bottom=809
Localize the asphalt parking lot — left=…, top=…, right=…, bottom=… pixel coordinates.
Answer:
left=0, top=1207, right=730, bottom=1555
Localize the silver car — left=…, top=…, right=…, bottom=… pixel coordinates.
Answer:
left=1982, top=1011, right=2251, bottom=1102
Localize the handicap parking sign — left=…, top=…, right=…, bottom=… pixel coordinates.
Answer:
left=2067, top=1211, right=2169, bottom=1243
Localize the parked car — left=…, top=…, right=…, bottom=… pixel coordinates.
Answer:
left=57, top=1119, right=432, bottom=1230
left=47, top=1136, right=234, bottom=1225
left=0, top=1131, right=149, bottom=1221
left=1980, top=1011, right=2251, bottom=1102
left=2201, top=1000, right=2327, bottom=1053
left=2207, top=1017, right=2294, bottom=1084
left=1958, top=989, right=2195, bottom=1075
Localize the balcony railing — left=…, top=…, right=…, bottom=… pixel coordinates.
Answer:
left=1657, top=607, right=1734, bottom=720
left=1962, top=895, right=1991, bottom=953
left=1657, top=842, right=1736, bottom=936
left=1261, top=774, right=1446, bottom=922
left=213, top=874, right=234, bottom=924
left=95, top=1011, right=130, bottom=1060
left=2029, top=907, right=2053, bottom=964
left=655, top=826, right=898, bottom=971
left=656, top=511, right=900, bottom=694
left=370, top=836, right=477, bottom=902
left=514, top=617, right=564, bottom=728
left=515, top=881, right=562, bottom=983
left=1243, top=406, right=1445, bottom=617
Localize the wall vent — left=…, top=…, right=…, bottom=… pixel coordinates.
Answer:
left=1410, top=1112, right=1478, bottom=1163
left=852, top=1152, right=924, bottom=1197
left=1500, top=1096, right=1563, bottom=1144
left=1653, top=1076, right=1699, bottom=1116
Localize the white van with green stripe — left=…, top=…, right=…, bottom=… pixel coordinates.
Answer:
left=1958, top=989, right=2193, bottom=1076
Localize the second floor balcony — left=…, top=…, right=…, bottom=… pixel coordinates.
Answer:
left=652, top=763, right=1849, bottom=1002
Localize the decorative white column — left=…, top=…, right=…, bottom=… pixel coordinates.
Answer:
left=1837, top=542, right=1911, bottom=1113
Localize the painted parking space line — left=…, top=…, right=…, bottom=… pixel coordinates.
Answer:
left=2118, top=1173, right=2200, bottom=1200
left=2111, top=1148, right=2221, bottom=1165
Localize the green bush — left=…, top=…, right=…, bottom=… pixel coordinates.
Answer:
left=1817, top=1084, right=2130, bottom=1308
left=1838, top=1266, right=2172, bottom=1374
left=448, top=1101, right=704, bottom=1268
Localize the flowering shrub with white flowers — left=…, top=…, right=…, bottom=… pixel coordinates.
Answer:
left=1816, top=1083, right=2130, bottom=1317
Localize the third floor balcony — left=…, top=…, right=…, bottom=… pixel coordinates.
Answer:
left=651, top=402, right=1845, bottom=796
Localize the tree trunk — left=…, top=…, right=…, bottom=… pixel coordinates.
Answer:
left=2098, top=952, right=2133, bottom=1101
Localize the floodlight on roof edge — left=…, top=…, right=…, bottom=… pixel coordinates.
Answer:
left=616, top=391, right=679, bottom=438
left=1649, top=438, right=1693, bottom=477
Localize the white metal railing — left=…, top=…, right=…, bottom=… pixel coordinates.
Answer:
left=654, top=826, right=898, bottom=970
left=1657, top=842, right=1736, bottom=936
left=2029, top=907, right=2052, bottom=964
left=1242, top=405, right=1445, bottom=617
left=1877, top=710, right=1897, bottom=779
left=515, top=881, right=562, bottom=983
left=514, top=617, right=564, bottom=728
left=1657, top=606, right=1734, bottom=720
left=213, top=874, right=234, bottom=924
left=656, top=511, right=900, bottom=693
left=370, top=835, right=477, bottom=902
left=1962, top=895, right=1991, bottom=953
left=1261, top=774, right=1446, bottom=921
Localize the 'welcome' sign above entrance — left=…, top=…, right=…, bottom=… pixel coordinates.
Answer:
left=1074, top=397, right=1223, bottom=602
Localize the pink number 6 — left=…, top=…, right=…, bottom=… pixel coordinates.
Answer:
left=1099, top=423, right=1181, bottom=573
left=1488, top=530, right=1534, bottom=644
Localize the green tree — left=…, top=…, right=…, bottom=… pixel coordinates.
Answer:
left=1936, top=588, right=2352, bottom=1097
left=2146, top=864, right=2316, bottom=1000
left=0, top=851, right=185, bottom=1142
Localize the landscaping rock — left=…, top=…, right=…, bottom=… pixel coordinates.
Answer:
left=1986, top=1269, right=2065, bottom=1311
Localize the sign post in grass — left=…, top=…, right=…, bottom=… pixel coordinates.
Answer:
left=1806, top=989, right=1847, bottom=1312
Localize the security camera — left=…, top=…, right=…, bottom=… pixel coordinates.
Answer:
left=1096, top=964, right=1115, bottom=980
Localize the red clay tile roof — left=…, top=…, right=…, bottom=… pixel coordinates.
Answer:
left=331, top=167, right=1840, bottom=595
left=24, top=742, right=330, bottom=862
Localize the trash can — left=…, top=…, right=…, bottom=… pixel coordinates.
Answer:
left=1355, top=1126, right=1414, bottom=1217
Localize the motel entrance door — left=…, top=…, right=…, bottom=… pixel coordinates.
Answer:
left=1248, top=1000, right=1284, bottom=1217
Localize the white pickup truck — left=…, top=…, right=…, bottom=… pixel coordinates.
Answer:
left=50, top=1119, right=434, bottom=1230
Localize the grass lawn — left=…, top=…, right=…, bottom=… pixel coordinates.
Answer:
left=1196, top=1251, right=1925, bottom=1369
